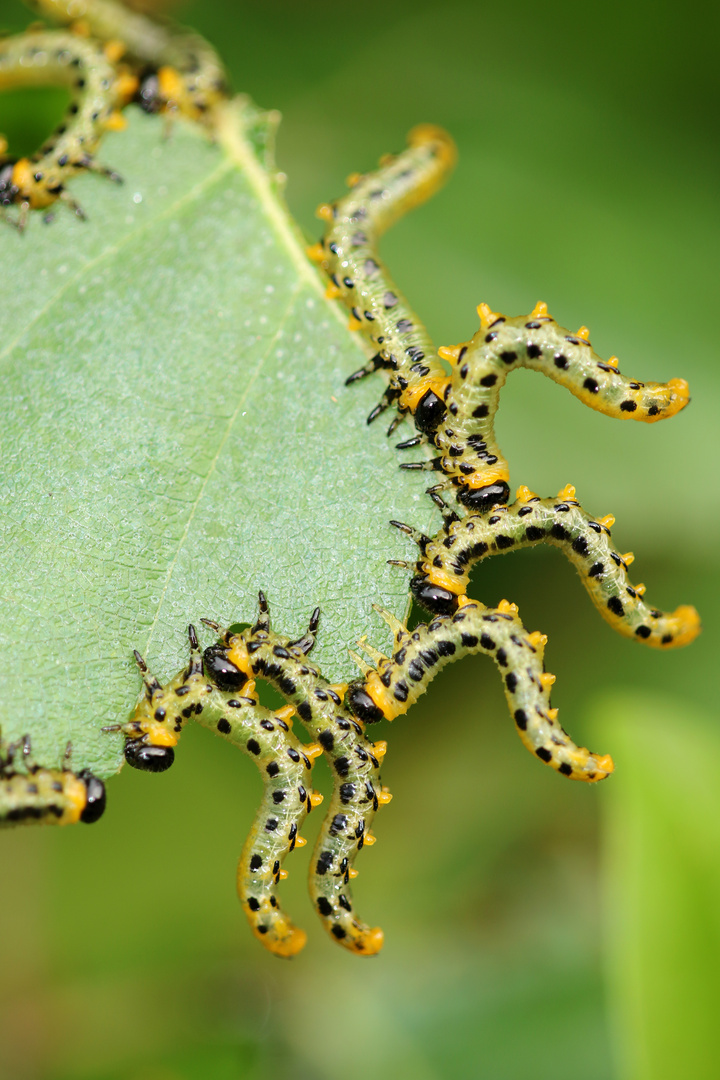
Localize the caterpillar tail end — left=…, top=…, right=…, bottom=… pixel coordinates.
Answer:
left=253, top=920, right=307, bottom=959
left=643, top=378, right=690, bottom=422
left=345, top=925, right=385, bottom=957
left=406, top=124, right=457, bottom=170
left=653, top=604, right=702, bottom=649
left=565, top=749, right=615, bottom=783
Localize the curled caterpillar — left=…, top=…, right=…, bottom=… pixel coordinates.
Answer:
left=390, top=483, right=701, bottom=650
left=309, top=131, right=690, bottom=512
left=346, top=600, right=613, bottom=783
left=202, top=594, right=390, bottom=957
left=104, top=625, right=321, bottom=959
left=0, top=27, right=135, bottom=225
left=31, top=0, right=228, bottom=122
left=0, top=732, right=106, bottom=826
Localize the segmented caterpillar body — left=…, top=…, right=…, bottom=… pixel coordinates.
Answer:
left=31, top=0, right=228, bottom=121
left=0, top=733, right=106, bottom=826
left=110, top=606, right=390, bottom=958
left=203, top=595, right=389, bottom=957
left=346, top=600, right=613, bottom=783
left=309, top=131, right=690, bottom=513
left=105, top=626, right=319, bottom=959
left=308, top=125, right=455, bottom=438
left=391, top=484, right=701, bottom=650
left=0, top=27, right=134, bottom=223
left=0, top=0, right=227, bottom=225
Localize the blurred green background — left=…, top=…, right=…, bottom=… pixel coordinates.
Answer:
left=0, top=0, right=718, bottom=1077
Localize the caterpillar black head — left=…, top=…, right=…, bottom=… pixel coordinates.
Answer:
left=413, top=389, right=447, bottom=434
left=123, top=737, right=175, bottom=773
left=0, top=160, right=19, bottom=208
left=410, top=575, right=459, bottom=615
left=202, top=643, right=250, bottom=692
left=346, top=682, right=386, bottom=724
left=104, top=628, right=211, bottom=773
left=76, top=770, right=107, bottom=823
left=456, top=480, right=510, bottom=512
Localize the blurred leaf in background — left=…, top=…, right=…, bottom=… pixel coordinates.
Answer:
left=0, top=0, right=717, bottom=1077
left=598, top=693, right=720, bottom=1080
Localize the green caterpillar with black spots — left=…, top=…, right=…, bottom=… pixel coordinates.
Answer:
left=111, top=590, right=627, bottom=957
left=0, top=731, right=106, bottom=827
left=308, top=127, right=690, bottom=513
left=0, top=0, right=227, bottom=226
left=109, top=600, right=391, bottom=960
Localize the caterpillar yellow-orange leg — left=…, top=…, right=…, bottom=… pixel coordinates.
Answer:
left=348, top=601, right=613, bottom=783
left=392, top=485, right=701, bottom=649
left=205, top=593, right=387, bottom=954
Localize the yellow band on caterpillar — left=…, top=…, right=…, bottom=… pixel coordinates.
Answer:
left=61, top=775, right=87, bottom=825
left=422, top=562, right=468, bottom=595
left=364, top=671, right=406, bottom=721
left=461, top=464, right=511, bottom=490
left=399, top=375, right=451, bottom=412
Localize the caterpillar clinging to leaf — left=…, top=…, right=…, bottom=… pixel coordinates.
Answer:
left=0, top=731, right=106, bottom=827
left=30, top=0, right=228, bottom=122
left=389, top=484, right=700, bottom=651
left=109, top=602, right=390, bottom=959
left=346, top=598, right=613, bottom=782
left=308, top=128, right=690, bottom=513
left=0, top=27, right=135, bottom=226
left=0, top=0, right=227, bottom=226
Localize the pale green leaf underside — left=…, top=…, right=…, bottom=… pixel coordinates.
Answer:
left=0, top=101, right=437, bottom=778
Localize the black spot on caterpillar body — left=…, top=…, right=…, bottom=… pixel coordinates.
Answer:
left=0, top=27, right=134, bottom=226
left=107, top=625, right=319, bottom=959
left=392, top=485, right=701, bottom=650
left=0, top=731, right=105, bottom=827
left=346, top=600, right=613, bottom=784
left=309, top=133, right=690, bottom=511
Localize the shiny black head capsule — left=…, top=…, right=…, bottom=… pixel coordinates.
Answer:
left=410, top=575, right=459, bottom=616
left=77, top=771, right=107, bottom=823
left=124, top=739, right=175, bottom=773
left=457, top=480, right=510, bottom=513
left=203, top=644, right=249, bottom=691
left=413, top=390, right=446, bottom=434
left=0, top=161, right=19, bottom=207
left=346, top=684, right=385, bottom=724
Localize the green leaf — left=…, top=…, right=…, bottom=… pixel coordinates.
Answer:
left=590, top=692, right=720, bottom=1080
left=0, top=100, right=437, bottom=779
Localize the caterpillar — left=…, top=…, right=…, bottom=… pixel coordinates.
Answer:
left=308, top=130, right=690, bottom=513
left=389, top=483, right=701, bottom=650
left=29, top=0, right=228, bottom=122
left=202, top=595, right=390, bottom=957
left=0, top=731, right=106, bottom=826
left=346, top=599, right=613, bottom=783
left=0, top=26, right=136, bottom=225
left=0, top=0, right=228, bottom=225
left=307, top=124, right=456, bottom=438
left=104, top=625, right=322, bottom=959
left=108, top=608, right=390, bottom=958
